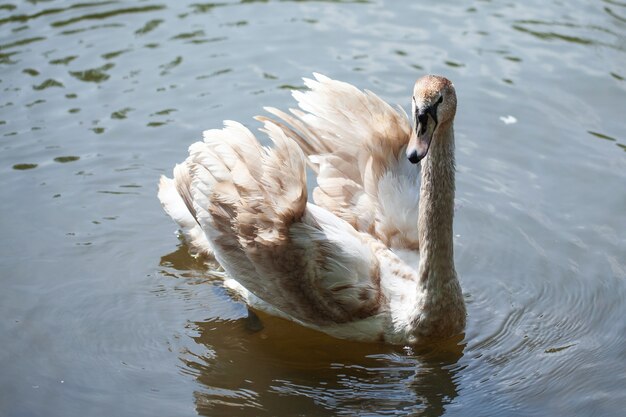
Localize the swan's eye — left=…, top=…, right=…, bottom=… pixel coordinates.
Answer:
left=437, top=96, right=443, bottom=104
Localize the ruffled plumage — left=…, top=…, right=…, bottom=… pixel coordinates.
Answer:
left=158, top=74, right=466, bottom=344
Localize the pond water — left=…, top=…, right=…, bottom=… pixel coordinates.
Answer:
left=1, top=0, right=625, bottom=416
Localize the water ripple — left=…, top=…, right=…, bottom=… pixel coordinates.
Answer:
left=1, top=0, right=625, bottom=416
left=50, top=4, right=166, bottom=28
left=0, top=1, right=117, bottom=26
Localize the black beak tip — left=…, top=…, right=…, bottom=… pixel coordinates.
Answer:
left=407, top=150, right=421, bottom=164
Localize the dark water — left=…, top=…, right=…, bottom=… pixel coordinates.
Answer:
left=1, top=0, right=625, bottom=416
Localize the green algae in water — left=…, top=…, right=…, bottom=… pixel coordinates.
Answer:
left=278, top=84, right=309, bottom=91
left=588, top=131, right=617, bottom=141
left=151, top=108, right=177, bottom=116
left=147, top=121, right=167, bottom=127
left=445, top=60, right=466, bottom=68
left=54, top=156, right=80, bottom=163
left=50, top=55, right=77, bottom=65
left=70, top=63, right=114, bottom=83
left=23, top=68, right=40, bottom=76
left=33, top=79, right=64, bottom=90
left=50, top=5, right=166, bottom=28
left=159, top=56, right=182, bottom=75
left=13, top=163, right=38, bottom=170
left=111, top=107, right=134, bottom=119
left=135, top=19, right=163, bottom=35
left=25, top=99, right=45, bottom=108
left=196, top=68, right=232, bottom=79
left=101, top=49, right=129, bottom=60
left=171, top=30, right=205, bottom=40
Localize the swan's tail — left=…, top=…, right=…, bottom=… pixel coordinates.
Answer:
left=158, top=120, right=308, bottom=258
left=158, top=161, right=214, bottom=257
left=189, top=120, right=307, bottom=249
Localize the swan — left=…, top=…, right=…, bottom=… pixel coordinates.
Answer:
left=158, top=74, right=465, bottom=344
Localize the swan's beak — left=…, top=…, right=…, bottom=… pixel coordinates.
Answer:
left=407, top=112, right=437, bottom=164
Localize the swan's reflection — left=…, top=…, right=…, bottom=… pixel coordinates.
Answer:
left=160, top=243, right=464, bottom=416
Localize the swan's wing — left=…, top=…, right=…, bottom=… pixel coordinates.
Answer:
left=259, top=73, right=421, bottom=250
left=169, top=120, right=385, bottom=325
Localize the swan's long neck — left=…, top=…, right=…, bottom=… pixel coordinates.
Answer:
left=416, top=122, right=466, bottom=336
left=418, top=122, right=456, bottom=280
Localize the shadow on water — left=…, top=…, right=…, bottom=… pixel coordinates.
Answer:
left=160, top=242, right=465, bottom=416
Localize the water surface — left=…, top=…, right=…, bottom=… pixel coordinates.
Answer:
left=1, top=0, right=625, bottom=416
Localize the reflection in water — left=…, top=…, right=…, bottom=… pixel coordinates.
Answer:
left=161, top=242, right=464, bottom=416
left=160, top=241, right=220, bottom=279
left=188, top=315, right=464, bottom=416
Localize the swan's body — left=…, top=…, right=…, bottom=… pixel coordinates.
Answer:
left=158, top=74, right=465, bottom=344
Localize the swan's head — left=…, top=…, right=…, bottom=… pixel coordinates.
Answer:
left=407, top=75, right=457, bottom=164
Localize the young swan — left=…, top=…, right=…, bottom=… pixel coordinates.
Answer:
left=158, top=74, right=466, bottom=344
